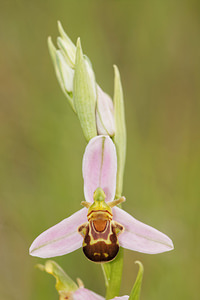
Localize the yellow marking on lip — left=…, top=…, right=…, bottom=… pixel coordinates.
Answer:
left=87, top=210, right=112, bottom=218
left=89, top=237, right=113, bottom=245
left=94, top=252, right=101, bottom=256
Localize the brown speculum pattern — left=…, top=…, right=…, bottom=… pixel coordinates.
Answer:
left=78, top=210, right=124, bottom=263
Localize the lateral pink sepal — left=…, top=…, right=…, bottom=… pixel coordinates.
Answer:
left=113, top=207, right=174, bottom=254
left=29, top=208, right=87, bottom=258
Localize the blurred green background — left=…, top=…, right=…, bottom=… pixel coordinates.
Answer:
left=0, top=0, right=199, bottom=299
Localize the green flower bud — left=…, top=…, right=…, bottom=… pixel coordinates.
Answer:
left=57, top=21, right=76, bottom=68
left=48, top=37, right=75, bottom=111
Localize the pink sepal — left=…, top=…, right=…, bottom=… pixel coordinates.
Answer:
left=113, top=207, right=174, bottom=254
left=29, top=208, right=87, bottom=258
left=96, top=85, right=115, bottom=136
left=82, top=135, right=117, bottom=202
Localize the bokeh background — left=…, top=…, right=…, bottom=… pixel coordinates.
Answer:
left=0, top=0, right=199, bottom=299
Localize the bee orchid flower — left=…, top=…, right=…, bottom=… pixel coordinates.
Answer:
left=29, top=135, right=173, bottom=262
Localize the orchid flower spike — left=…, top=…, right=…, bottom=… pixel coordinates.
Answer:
left=29, top=136, right=174, bottom=262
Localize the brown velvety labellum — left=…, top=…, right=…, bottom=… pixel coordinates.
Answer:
left=82, top=220, right=119, bottom=262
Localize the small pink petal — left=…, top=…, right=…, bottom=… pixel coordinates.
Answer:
left=73, top=287, right=104, bottom=300
left=96, top=85, right=115, bottom=136
left=113, top=207, right=174, bottom=254
left=29, top=208, right=87, bottom=258
left=82, top=135, right=117, bottom=202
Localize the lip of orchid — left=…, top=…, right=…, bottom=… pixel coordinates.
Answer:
left=29, top=135, right=174, bottom=260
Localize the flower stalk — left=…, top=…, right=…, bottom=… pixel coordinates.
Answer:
left=103, top=248, right=124, bottom=300
left=102, top=65, right=127, bottom=298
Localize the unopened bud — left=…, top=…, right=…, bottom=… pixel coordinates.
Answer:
left=96, top=85, right=115, bottom=136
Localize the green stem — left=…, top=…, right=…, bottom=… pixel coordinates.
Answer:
left=102, top=65, right=126, bottom=299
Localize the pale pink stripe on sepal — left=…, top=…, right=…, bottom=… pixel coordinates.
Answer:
left=29, top=208, right=87, bottom=258
left=82, top=135, right=117, bottom=203
left=113, top=207, right=174, bottom=254
left=96, top=85, right=115, bottom=136
left=73, top=288, right=104, bottom=300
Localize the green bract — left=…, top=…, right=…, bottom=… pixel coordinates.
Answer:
left=129, top=261, right=144, bottom=300
left=73, top=38, right=97, bottom=141
left=113, top=65, right=126, bottom=199
left=37, top=260, right=78, bottom=299
left=57, top=21, right=76, bottom=69
left=48, top=36, right=75, bottom=110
